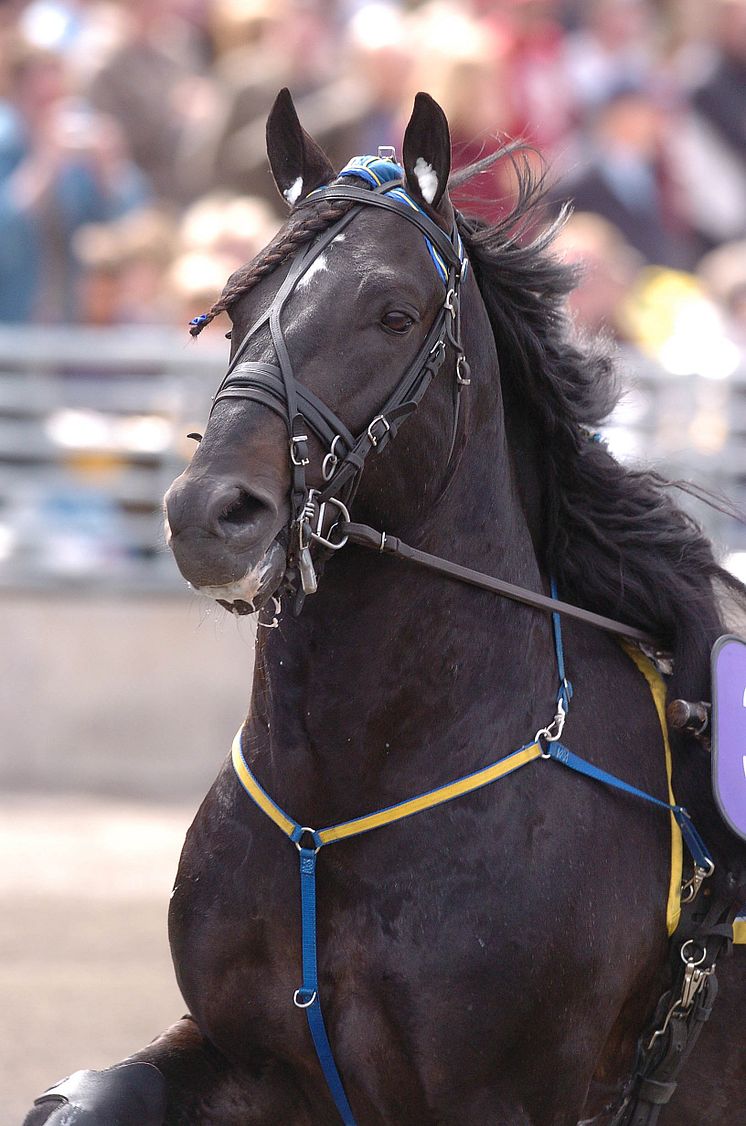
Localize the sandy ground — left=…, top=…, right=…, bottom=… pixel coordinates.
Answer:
left=1, top=795, right=195, bottom=1125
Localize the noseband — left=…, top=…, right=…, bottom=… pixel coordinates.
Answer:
left=209, top=156, right=470, bottom=604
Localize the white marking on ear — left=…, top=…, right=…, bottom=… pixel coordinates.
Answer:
left=284, top=176, right=303, bottom=204
left=413, top=157, right=438, bottom=204
left=297, top=254, right=328, bottom=288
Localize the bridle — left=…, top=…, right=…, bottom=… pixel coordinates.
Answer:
left=209, top=155, right=470, bottom=604
left=206, top=155, right=660, bottom=648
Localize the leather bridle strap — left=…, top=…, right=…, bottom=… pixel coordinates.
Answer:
left=208, top=172, right=470, bottom=600
left=339, top=520, right=658, bottom=647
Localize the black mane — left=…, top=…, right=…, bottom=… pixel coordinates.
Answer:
left=453, top=157, right=745, bottom=700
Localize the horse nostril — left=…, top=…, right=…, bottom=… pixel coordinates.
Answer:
left=217, top=488, right=271, bottom=534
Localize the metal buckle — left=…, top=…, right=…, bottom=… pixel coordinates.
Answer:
left=536, top=697, right=566, bottom=757
left=322, top=435, right=343, bottom=482
left=680, top=861, right=715, bottom=904
left=377, top=146, right=397, bottom=162
left=367, top=415, right=390, bottom=447
left=294, top=826, right=321, bottom=854
left=647, top=942, right=713, bottom=1049
left=456, top=355, right=471, bottom=386
left=293, top=989, right=317, bottom=1009
left=308, top=495, right=350, bottom=551
left=290, top=434, right=310, bottom=467
left=444, top=288, right=457, bottom=314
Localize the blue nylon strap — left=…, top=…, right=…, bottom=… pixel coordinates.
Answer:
left=546, top=743, right=714, bottom=872
left=334, top=155, right=469, bottom=284
left=550, top=576, right=573, bottom=712
left=296, top=848, right=357, bottom=1125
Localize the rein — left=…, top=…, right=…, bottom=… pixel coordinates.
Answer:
left=338, top=519, right=657, bottom=647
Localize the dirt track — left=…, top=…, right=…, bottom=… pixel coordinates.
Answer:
left=1, top=795, right=193, bottom=1125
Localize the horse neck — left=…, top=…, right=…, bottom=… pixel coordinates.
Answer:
left=246, top=297, right=556, bottom=822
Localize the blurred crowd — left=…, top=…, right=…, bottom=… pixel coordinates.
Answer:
left=0, top=0, right=744, bottom=359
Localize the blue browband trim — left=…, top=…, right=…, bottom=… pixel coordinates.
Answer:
left=332, top=155, right=468, bottom=285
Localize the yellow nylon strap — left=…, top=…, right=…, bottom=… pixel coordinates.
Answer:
left=621, top=642, right=683, bottom=936
left=232, top=728, right=543, bottom=846
left=734, top=919, right=746, bottom=945
left=316, top=742, right=543, bottom=845
left=231, top=731, right=298, bottom=840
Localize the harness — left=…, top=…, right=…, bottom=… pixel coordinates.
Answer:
left=205, top=155, right=737, bottom=1123
left=232, top=608, right=712, bottom=1126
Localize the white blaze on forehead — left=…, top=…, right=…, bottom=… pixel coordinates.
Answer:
left=297, top=253, right=328, bottom=288
left=284, top=177, right=303, bottom=204
left=413, top=157, right=438, bottom=204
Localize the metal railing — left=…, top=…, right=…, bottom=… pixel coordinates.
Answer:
left=0, top=326, right=225, bottom=592
left=0, top=328, right=743, bottom=591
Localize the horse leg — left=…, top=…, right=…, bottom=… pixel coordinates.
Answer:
left=22, top=1015, right=310, bottom=1126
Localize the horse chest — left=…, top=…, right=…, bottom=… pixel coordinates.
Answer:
left=170, top=797, right=572, bottom=1062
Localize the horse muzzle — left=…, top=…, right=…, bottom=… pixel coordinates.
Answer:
left=164, top=472, right=289, bottom=612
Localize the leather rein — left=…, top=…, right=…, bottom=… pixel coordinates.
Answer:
left=209, top=163, right=659, bottom=650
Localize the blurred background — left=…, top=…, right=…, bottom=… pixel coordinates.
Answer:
left=2, top=0, right=746, bottom=1119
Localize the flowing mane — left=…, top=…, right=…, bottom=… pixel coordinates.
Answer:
left=453, top=154, right=745, bottom=700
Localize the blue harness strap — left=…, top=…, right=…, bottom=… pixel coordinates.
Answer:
left=231, top=580, right=712, bottom=1125
left=545, top=743, right=713, bottom=873
left=296, top=848, right=357, bottom=1124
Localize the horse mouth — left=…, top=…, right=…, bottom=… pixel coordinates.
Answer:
left=194, top=539, right=287, bottom=615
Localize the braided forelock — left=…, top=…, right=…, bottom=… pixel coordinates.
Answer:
left=188, top=196, right=356, bottom=336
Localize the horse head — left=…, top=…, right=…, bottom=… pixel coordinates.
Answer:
left=164, top=90, right=477, bottom=615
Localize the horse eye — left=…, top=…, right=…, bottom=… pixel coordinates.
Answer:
left=381, top=311, right=414, bottom=334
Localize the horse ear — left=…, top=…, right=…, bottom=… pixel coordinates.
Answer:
left=402, top=92, right=451, bottom=213
left=266, top=88, right=335, bottom=207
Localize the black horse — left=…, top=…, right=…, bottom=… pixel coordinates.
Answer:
left=24, top=91, right=746, bottom=1125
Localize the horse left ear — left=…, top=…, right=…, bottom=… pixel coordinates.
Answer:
left=402, top=92, right=452, bottom=214
left=266, top=88, right=335, bottom=207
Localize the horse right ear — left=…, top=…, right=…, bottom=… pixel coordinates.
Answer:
left=402, top=92, right=451, bottom=214
left=266, top=88, right=335, bottom=207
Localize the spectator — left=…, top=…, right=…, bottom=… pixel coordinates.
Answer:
left=551, top=211, right=644, bottom=338
left=73, top=207, right=178, bottom=325
left=87, top=0, right=220, bottom=203
left=0, top=40, right=149, bottom=323
left=550, top=82, right=699, bottom=269
left=692, top=0, right=746, bottom=165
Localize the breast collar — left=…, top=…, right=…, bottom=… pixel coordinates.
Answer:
left=209, top=155, right=471, bottom=604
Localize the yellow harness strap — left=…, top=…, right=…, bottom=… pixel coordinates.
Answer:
left=231, top=730, right=543, bottom=847
left=621, top=642, right=683, bottom=936
left=233, top=643, right=685, bottom=933
left=232, top=643, right=685, bottom=934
